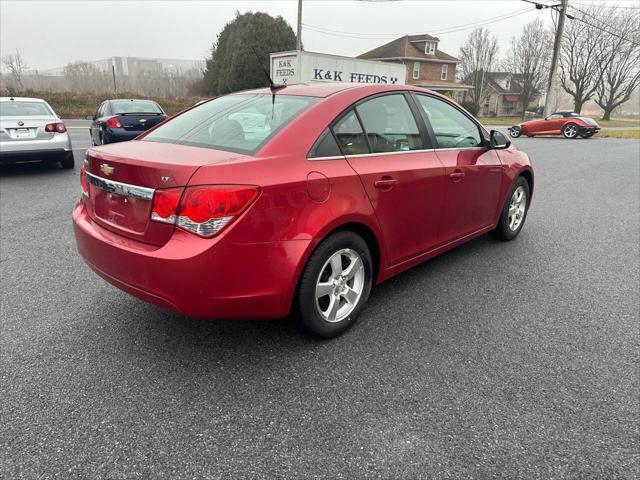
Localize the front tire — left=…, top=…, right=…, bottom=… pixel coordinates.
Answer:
left=492, top=176, right=530, bottom=241
left=295, top=231, right=373, bottom=338
left=562, top=122, right=579, bottom=139
left=509, top=126, right=522, bottom=138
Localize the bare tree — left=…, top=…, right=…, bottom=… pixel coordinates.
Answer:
left=594, top=9, right=640, bottom=120
left=458, top=27, right=499, bottom=108
left=504, top=19, right=552, bottom=120
left=63, top=61, right=110, bottom=92
left=2, top=49, right=28, bottom=91
left=559, top=4, right=603, bottom=113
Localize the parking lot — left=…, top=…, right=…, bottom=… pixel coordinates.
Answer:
left=1, top=129, right=638, bottom=478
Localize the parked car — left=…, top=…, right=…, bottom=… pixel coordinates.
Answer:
left=73, top=83, right=534, bottom=338
left=89, top=99, right=167, bottom=146
left=0, top=97, right=74, bottom=168
left=509, top=112, right=600, bottom=139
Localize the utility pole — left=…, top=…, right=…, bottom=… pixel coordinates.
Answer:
left=111, top=64, right=117, bottom=94
left=296, top=0, right=303, bottom=51
left=543, top=0, right=568, bottom=117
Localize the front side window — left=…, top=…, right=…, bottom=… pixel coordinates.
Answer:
left=441, top=64, right=448, bottom=81
left=0, top=101, right=52, bottom=117
left=356, top=94, right=424, bottom=153
left=332, top=110, right=368, bottom=156
left=413, top=62, right=420, bottom=80
left=143, top=94, right=318, bottom=154
left=415, top=94, right=483, bottom=149
left=547, top=113, right=563, bottom=119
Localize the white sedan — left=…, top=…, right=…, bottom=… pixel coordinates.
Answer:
left=0, top=97, right=74, bottom=168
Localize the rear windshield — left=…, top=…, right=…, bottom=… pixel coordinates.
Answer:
left=143, top=94, right=318, bottom=154
left=0, top=101, right=52, bottom=117
left=111, top=100, right=163, bottom=115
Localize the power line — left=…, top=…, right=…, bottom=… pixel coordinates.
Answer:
left=567, top=5, right=640, bottom=48
left=303, top=7, right=534, bottom=40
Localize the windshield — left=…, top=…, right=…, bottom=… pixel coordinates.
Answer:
left=143, top=94, right=318, bottom=154
left=0, top=101, right=53, bottom=117
left=112, top=100, right=162, bottom=115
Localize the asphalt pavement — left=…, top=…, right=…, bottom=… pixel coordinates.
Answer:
left=1, top=129, right=639, bottom=479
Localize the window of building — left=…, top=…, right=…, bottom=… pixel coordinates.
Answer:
left=355, top=94, right=424, bottom=153
left=414, top=94, right=483, bottom=149
left=425, top=42, right=436, bottom=55
left=441, top=64, right=448, bottom=81
left=412, top=62, right=420, bottom=80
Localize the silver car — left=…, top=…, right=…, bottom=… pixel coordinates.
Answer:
left=0, top=97, right=74, bottom=168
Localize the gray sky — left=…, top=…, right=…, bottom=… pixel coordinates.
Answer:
left=0, top=0, right=627, bottom=71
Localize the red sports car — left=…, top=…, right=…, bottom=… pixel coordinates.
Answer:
left=73, top=83, right=534, bottom=337
left=509, top=112, right=600, bottom=139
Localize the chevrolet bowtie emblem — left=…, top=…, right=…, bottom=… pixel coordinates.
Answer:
left=100, top=163, right=115, bottom=176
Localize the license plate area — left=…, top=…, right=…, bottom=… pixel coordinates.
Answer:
left=11, top=128, right=35, bottom=139
left=87, top=173, right=155, bottom=234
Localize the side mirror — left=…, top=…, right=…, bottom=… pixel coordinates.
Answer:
left=490, top=130, right=511, bottom=149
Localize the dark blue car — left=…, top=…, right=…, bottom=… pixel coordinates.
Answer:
left=89, top=99, right=168, bottom=145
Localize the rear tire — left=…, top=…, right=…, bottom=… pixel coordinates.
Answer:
left=562, top=122, right=579, bottom=139
left=60, top=152, right=75, bottom=169
left=491, top=176, right=530, bottom=241
left=295, top=231, right=373, bottom=338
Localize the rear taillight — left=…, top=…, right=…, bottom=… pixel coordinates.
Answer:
left=151, top=185, right=260, bottom=237
left=80, top=167, right=89, bottom=196
left=45, top=122, right=66, bottom=133
left=106, top=117, right=122, bottom=128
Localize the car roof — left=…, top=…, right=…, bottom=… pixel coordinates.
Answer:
left=0, top=97, right=48, bottom=103
left=233, top=82, right=438, bottom=98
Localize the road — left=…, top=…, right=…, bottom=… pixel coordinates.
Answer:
left=1, top=129, right=638, bottom=479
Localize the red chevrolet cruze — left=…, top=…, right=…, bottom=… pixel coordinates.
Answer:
left=73, top=83, right=533, bottom=337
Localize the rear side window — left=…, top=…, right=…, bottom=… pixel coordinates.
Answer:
left=415, top=94, right=483, bottom=149
left=144, top=94, right=318, bottom=154
left=0, top=101, right=52, bottom=117
left=309, top=128, right=342, bottom=158
left=332, top=110, right=369, bottom=155
left=111, top=100, right=163, bottom=115
left=356, top=94, right=423, bottom=153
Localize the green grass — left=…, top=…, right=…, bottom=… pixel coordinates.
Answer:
left=598, top=129, right=640, bottom=139
left=16, top=90, right=205, bottom=118
left=597, top=119, right=640, bottom=128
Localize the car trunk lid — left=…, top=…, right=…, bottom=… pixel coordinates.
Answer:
left=0, top=116, right=57, bottom=142
left=84, top=140, right=249, bottom=246
left=117, top=113, right=167, bottom=132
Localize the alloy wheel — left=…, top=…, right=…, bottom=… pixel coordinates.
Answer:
left=564, top=124, right=578, bottom=138
left=315, top=248, right=365, bottom=323
left=508, top=186, right=527, bottom=231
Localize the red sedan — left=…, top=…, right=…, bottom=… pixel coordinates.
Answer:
left=73, top=83, right=534, bottom=337
left=509, top=111, right=600, bottom=139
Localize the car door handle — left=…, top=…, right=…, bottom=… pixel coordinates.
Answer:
left=374, top=178, right=399, bottom=190
left=449, top=171, right=465, bottom=182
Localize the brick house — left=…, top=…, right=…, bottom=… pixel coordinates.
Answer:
left=480, top=72, right=541, bottom=116
left=357, top=34, right=471, bottom=102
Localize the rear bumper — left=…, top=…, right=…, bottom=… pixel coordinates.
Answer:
left=105, top=128, right=142, bottom=143
left=0, top=132, right=72, bottom=153
left=72, top=201, right=309, bottom=319
left=0, top=148, right=73, bottom=164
